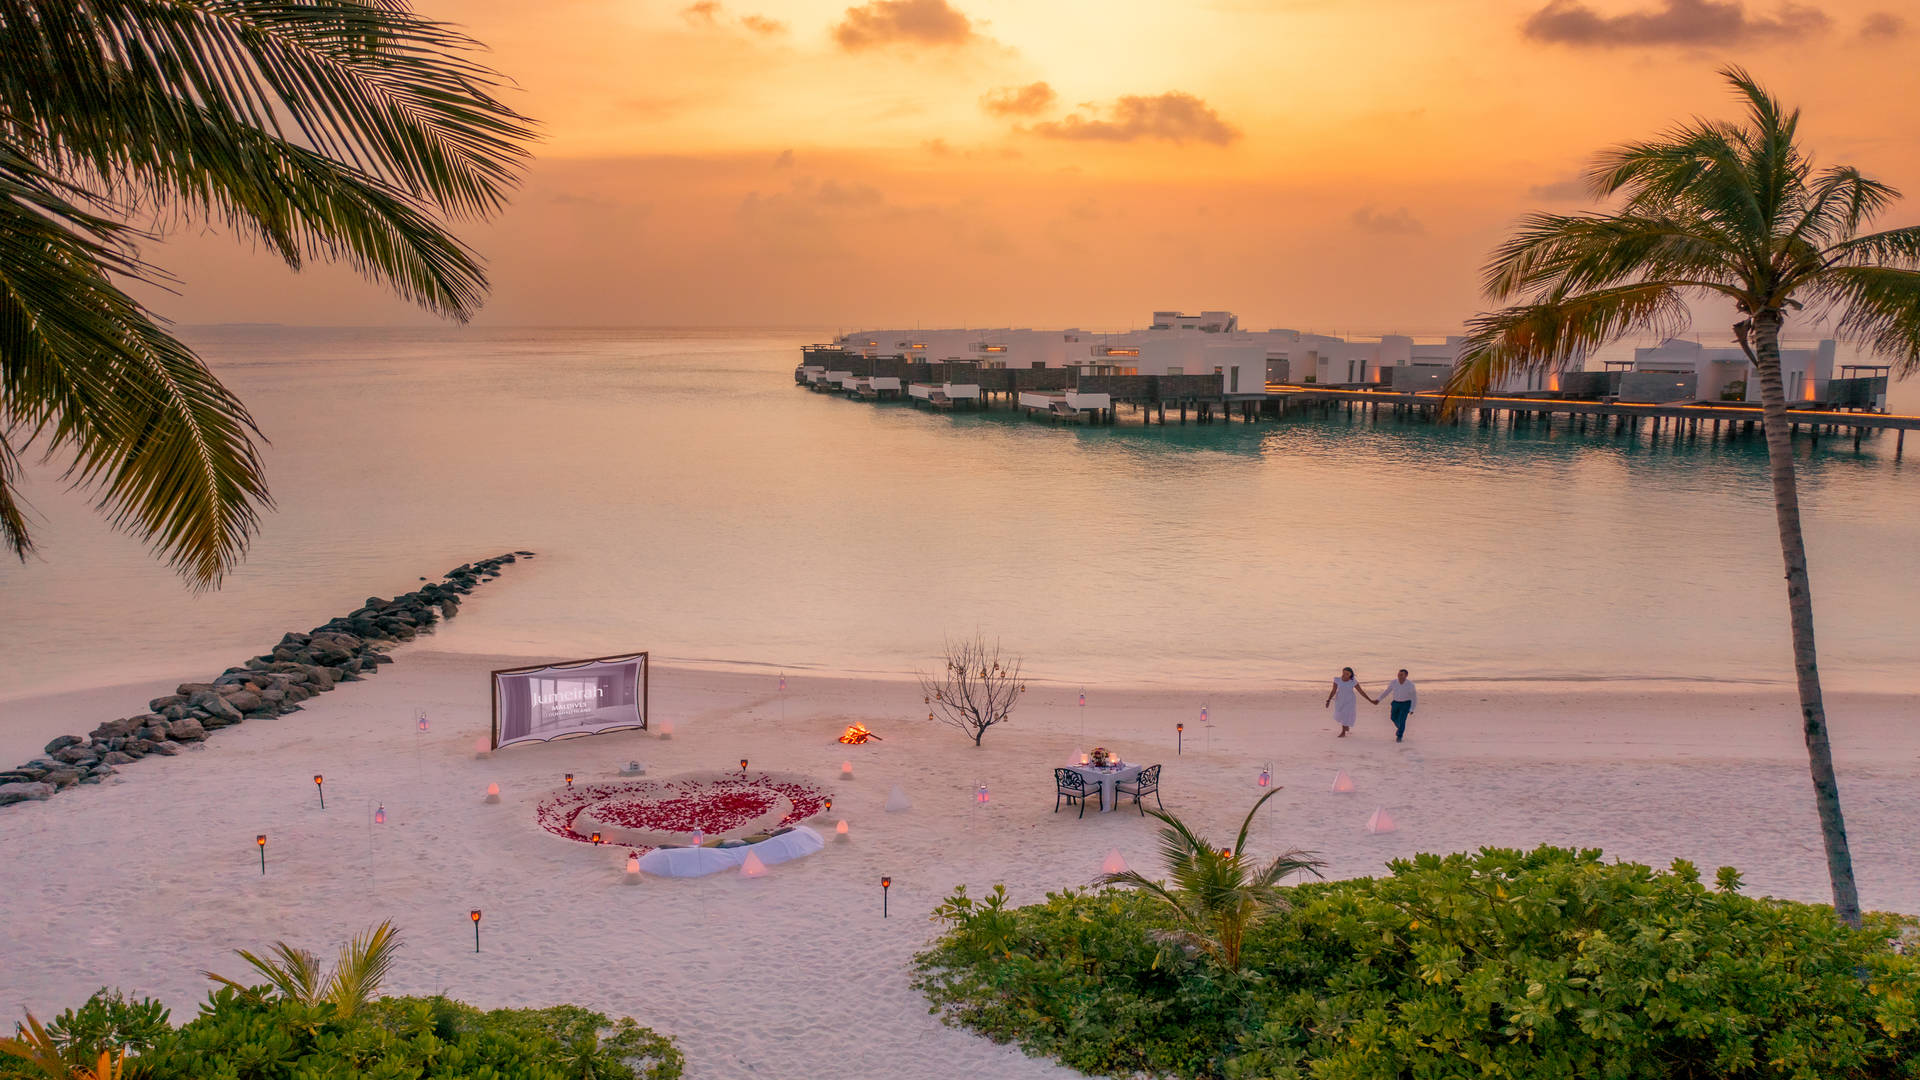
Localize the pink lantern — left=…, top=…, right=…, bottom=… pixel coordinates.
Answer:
left=690, top=829, right=705, bottom=847
left=834, top=819, right=849, bottom=841
left=658, top=720, right=674, bottom=739
left=1366, top=807, right=1397, bottom=834
left=484, top=782, right=501, bottom=804
left=417, top=714, right=429, bottom=733
left=840, top=761, right=853, bottom=778
left=625, top=853, right=641, bottom=884
left=1200, top=704, right=1208, bottom=725
left=1078, top=691, right=1086, bottom=708
left=1100, top=848, right=1129, bottom=875
left=974, top=784, right=990, bottom=805
left=779, top=675, right=786, bottom=692
left=374, top=804, right=386, bottom=825
left=1331, top=770, right=1355, bottom=794
left=1257, top=767, right=1271, bottom=788
left=740, top=851, right=768, bottom=877
left=473, top=736, right=491, bottom=758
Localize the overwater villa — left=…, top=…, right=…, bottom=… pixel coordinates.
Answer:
left=798, top=310, right=1906, bottom=449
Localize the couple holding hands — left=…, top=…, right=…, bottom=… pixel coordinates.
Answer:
left=1326, top=668, right=1417, bottom=741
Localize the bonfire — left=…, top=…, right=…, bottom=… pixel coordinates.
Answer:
left=838, top=723, right=882, bottom=745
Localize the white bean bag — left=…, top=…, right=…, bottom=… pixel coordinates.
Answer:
left=635, top=825, right=825, bottom=878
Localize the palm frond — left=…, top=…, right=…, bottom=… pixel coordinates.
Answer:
left=324, top=919, right=401, bottom=1016
left=0, top=430, right=34, bottom=563
left=1233, top=786, right=1283, bottom=857
left=205, top=942, right=325, bottom=1003
left=3, top=0, right=534, bottom=220
left=0, top=157, right=270, bottom=587
left=1822, top=225, right=1920, bottom=271
left=1815, top=266, right=1920, bottom=376
left=1784, top=167, right=1900, bottom=251
left=1481, top=212, right=1743, bottom=302
left=1446, top=283, right=1691, bottom=401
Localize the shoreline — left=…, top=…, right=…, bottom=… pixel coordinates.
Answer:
left=0, top=646, right=1832, bottom=767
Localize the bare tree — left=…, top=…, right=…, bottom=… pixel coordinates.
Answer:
left=919, top=635, right=1025, bottom=746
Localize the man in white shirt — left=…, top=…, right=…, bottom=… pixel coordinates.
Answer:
left=1379, top=669, right=1417, bottom=742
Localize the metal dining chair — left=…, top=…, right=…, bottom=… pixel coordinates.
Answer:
left=1053, top=767, right=1091, bottom=818
left=1115, top=764, right=1162, bottom=815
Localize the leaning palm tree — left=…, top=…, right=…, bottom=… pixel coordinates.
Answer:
left=203, top=919, right=401, bottom=1018
left=1098, top=788, right=1322, bottom=971
left=1, top=0, right=534, bottom=588
left=1446, top=67, right=1918, bottom=929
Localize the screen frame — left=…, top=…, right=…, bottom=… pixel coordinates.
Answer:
left=490, top=651, right=649, bottom=750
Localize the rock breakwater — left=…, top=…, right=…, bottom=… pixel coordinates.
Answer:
left=0, top=552, right=532, bottom=808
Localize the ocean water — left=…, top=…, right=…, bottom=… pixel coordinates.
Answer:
left=3, top=326, right=1917, bottom=723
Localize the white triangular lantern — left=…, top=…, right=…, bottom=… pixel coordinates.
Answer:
left=1331, top=770, right=1355, bottom=794
left=885, top=785, right=913, bottom=812
left=1366, top=807, right=1397, bottom=834
left=1100, top=848, right=1129, bottom=875
left=740, top=851, right=768, bottom=877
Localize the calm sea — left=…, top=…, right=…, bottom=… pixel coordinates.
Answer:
left=3, top=326, right=1916, bottom=740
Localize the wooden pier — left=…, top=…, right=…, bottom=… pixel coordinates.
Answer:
left=795, top=348, right=1913, bottom=457
left=1271, top=386, right=1916, bottom=456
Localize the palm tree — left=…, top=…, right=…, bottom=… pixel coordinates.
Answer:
left=1098, top=788, right=1323, bottom=971
left=1, top=0, right=534, bottom=588
left=203, top=919, right=402, bottom=1017
left=1446, top=67, right=1919, bottom=929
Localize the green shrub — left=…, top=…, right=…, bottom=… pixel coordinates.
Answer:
left=915, top=846, right=1920, bottom=1079
left=6, top=990, right=681, bottom=1080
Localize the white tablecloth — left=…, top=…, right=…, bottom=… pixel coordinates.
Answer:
left=1067, top=762, right=1142, bottom=812
left=635, top=825, right=825, bottom=878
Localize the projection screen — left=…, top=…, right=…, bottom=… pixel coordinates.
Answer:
left=492, top=652, right=648, bottom=750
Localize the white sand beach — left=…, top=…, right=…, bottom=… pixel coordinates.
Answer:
left=2, top=653, right=1916, bottom=1079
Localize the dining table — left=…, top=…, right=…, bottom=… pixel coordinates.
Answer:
left=1066, top=760, right=1143, bottom=813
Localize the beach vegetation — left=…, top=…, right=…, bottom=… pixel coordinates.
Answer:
left=1094, top=789, right=1324, bottom=971
left=919, top=633, right=1026, bottom=746
left=1446, top=67, right=1920, bottom=929
left=0, top=1012, right=125, bottom=1080
left=202, top=918, right=401, bottom=1019
left=3, top=992, right=683, bottom=1080
left=916, top=845, right=1920, bottom=1079
left=0, top=0, right=535, bottom=588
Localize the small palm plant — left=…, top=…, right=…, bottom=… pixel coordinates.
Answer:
left=203, top=920, right=401, bottom=1018
left=1098, top=789, right=1322, bottom=971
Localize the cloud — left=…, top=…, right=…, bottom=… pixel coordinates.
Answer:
left=1527, top=176, right=1590, bottom=201
left=1859, top=10, right=1905, bottom=38
left=1522, top=0, right=1830, bottom=46
left=682, top=1, right=787, bottom=35
left=832, top=0, right=979, bottom=49
left=773, top=148, right=794, bottom=168
left=1349, top=206, right=1425, bottom=235
left=980, top=82, right=1057, bottom=117
left=1028, top=92, right=1240, bottom=146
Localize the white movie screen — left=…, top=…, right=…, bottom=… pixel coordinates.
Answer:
left=493, top=654, right=646, bottom=748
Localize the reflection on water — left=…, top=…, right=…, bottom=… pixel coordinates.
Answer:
left=2, top=327, right=1915, bottom=716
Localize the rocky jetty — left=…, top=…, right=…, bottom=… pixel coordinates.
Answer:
left=0, top=552, right=533, bottom=809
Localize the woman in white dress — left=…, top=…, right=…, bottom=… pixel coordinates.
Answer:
left=1324, top=667, right=1376, bottom=738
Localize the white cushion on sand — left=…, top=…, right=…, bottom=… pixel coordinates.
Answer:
left=636, top=825, right=825, bottom=878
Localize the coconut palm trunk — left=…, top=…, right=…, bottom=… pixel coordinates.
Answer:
left=1750, top=311, right=1861, bottom=927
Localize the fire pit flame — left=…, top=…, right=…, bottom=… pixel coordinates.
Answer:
left=838, top=723, right=883, bottom=745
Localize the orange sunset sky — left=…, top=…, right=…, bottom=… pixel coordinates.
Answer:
left=152, top=0, right=1920, bottom=335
